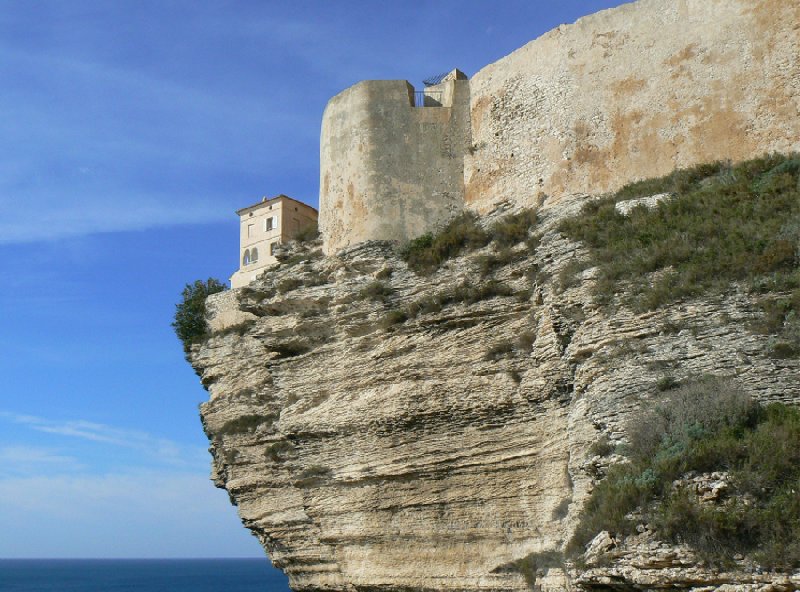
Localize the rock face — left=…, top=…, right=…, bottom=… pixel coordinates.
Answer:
left=191, top=199, right=799, bottom=592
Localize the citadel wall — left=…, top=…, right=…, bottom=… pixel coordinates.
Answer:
left=318, top=0, right=800, bottom=253
left=465, top=0, right=800, bottom=211
left=319, top=73, right=470, bottom=254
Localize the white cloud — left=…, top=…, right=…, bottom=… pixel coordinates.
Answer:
left=0, top=412, right=207, bottom=468
left=0, top=445, right=83, bottom=474
left=0, top=470, right=264, bottom=557
left=0, top=192, right=228, bottom=245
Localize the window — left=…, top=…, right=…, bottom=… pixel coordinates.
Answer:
left=265, top=215, right=278, bottom=232
left=251, top=247, right=258, bottom=262
left=247, top=224, right=255, bottom=238
left=270, top=241, right=279, bottom=256
left=242, top=249, right=251, bottom=266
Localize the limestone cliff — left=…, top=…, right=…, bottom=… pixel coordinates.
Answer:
left=190, top=195, right=799, bottom=592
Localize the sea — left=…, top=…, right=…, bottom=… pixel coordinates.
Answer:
left=0, top=559, right=292, bottom=592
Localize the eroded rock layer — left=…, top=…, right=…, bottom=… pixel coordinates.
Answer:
left=191, top=200, right=799, bottom=592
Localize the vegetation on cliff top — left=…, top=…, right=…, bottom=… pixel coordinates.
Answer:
left=569, top=376, right=800, bottom=569
left=172, top=278, right=227, bottom=354
left=400, top=209, right=538, bottom=274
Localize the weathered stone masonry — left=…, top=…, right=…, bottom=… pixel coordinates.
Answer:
left=319, top=0, right=800, bottom=253
left=319, top=70, right=470, bottom=254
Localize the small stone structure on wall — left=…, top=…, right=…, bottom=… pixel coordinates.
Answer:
left=317, top=0, right=800, bottom=255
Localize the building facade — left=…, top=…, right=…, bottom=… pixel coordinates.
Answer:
left=230, top=194, right=318, bottom=289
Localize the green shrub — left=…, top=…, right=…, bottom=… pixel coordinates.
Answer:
left=172, top=278, right=227, bottom=354
left=656, top=375, right=680, bottom=392
left=558, top=153, right=800, bottom=311
left=401, top=213, right=489, bottom=274
left=475, top=249, right=517, bottom=277
left=489, top=209, right=538, bottom=248
left=568, top=376, right=800, bottom=569
left=589, top=434, right=615, bottom=457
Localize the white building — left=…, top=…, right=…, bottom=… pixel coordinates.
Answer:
left=230, top=194, right=318, bottom=288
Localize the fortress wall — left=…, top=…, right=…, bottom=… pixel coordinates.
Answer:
left=319, top=79, right=470, bottom=254
left=465, top=0, right=800, bottom=212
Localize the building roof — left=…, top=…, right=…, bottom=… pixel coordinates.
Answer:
left=236, top=194, right=319, bottom=216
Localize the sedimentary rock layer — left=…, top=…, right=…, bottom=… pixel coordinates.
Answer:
left=191, top=200, right=799, bottom=592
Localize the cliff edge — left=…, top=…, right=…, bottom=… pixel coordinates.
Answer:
left=190, top=154, right=800, bottom=591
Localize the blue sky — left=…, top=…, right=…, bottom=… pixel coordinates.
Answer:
left=0, top=0, right=629, bottom=559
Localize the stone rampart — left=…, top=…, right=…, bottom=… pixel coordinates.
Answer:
left=465, top=0, right=800, bottom=210
left=319, top=73, right=470, bottom=254
left=318, top=0, right=800, bottom=252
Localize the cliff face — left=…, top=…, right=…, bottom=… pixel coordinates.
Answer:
left=191, top=198, right=799, bottom=592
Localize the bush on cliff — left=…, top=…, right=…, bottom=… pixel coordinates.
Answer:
left=401, top=212, right=489, bottom=273
left=558, top=153, right=800, bottom=311
left=400, top=208, right=540, bottom=274
left=568, top=376, right=800, bottom=569
left=172, top=278, right=227, bottom=354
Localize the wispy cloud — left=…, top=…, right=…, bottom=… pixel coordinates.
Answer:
left=0, top=412, right=206, bottom=468
left=0, top=470, right=262, bottom=558
left=0, top=192, right=227, bottom=244
left=0, top=445, right=83, bottom=475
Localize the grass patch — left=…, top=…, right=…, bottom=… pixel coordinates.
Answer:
left=401, top=208, right=539, bottom=275
left=401, top=212, right=489, bottom=274
left=558, top=153, right=800, bottom=311
left=568, top=376, right=800, bottom=569
left=489, top=208, right=538, bottom=248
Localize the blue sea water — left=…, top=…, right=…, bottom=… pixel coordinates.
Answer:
left=0, top=559, right=292, bottom=592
